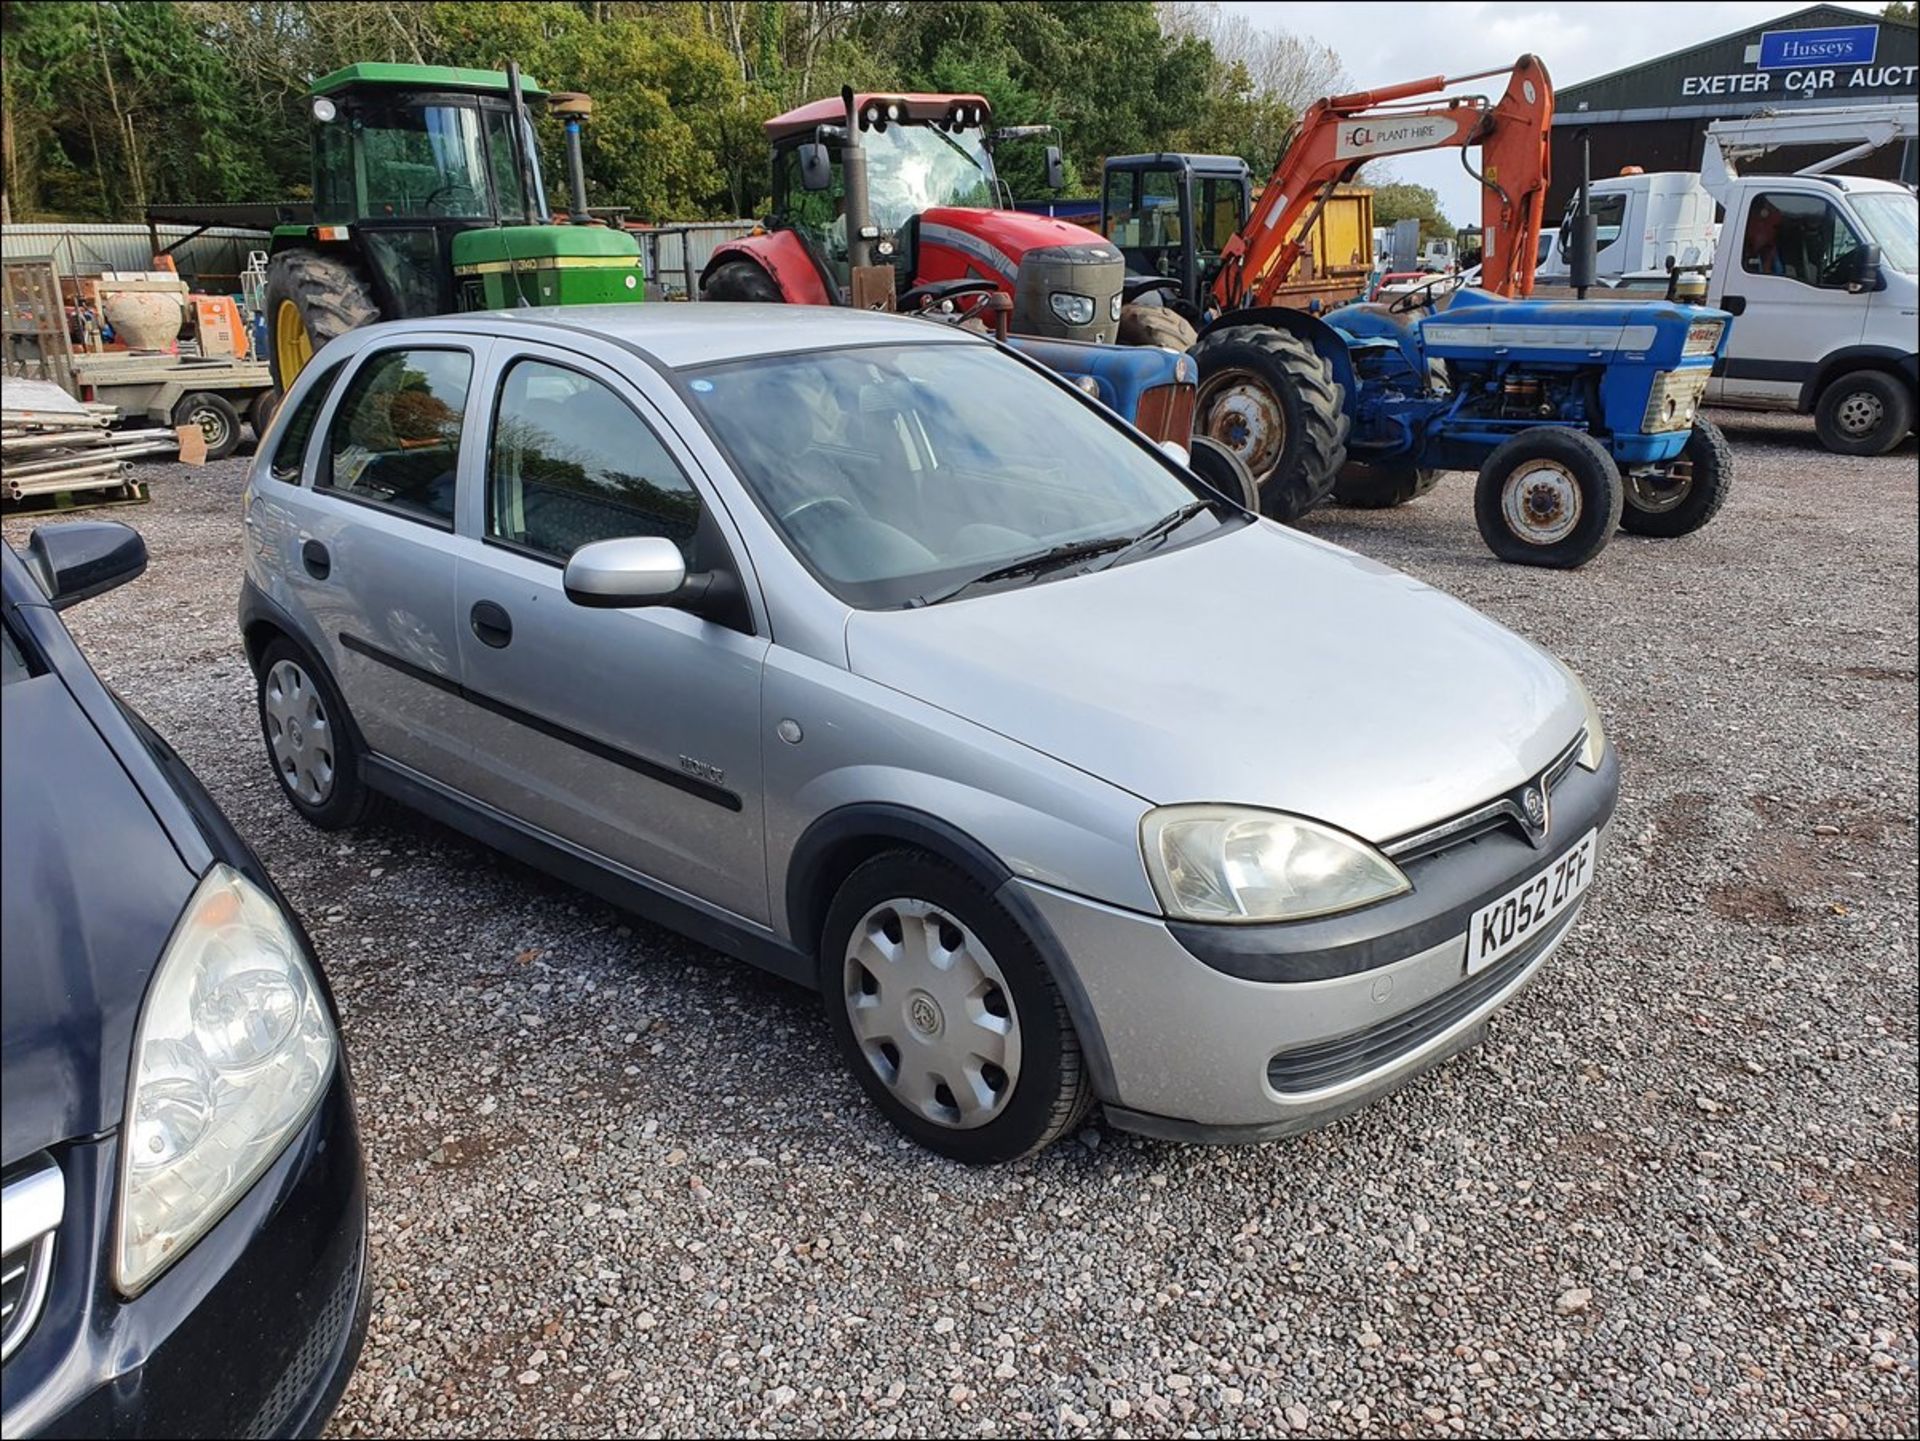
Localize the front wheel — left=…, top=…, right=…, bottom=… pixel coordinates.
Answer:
left=822, top=850, right=1091, bottom=1164
left=1620, top=418, right=1732, bottom=538
left=1473, top=429, right=1622, bottom=568
left=1813, top=370, right=1913, bottom=456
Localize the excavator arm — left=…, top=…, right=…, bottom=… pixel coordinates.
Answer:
left=1213, top=55, right=1554, bottom=307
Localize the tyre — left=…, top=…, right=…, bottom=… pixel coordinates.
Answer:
left=1473, top=428, right=1623, bottom=569
left=1188, top=435, right=1259, bottom=511
left=701, top=260, right=784, bottom=303
left=1620, top=417, right=1732, bottom=538
left=172, top=391, right=242, bottom=461
left=1192, top=325, right=1350, bottom=524
left=1117, top=302, right=1198, bottom=351
left=821, top=849, right=1091, bottom=1164
left=1331, top=459, right=1441, bottom=509
left=256, top=638, right=376, bottom=830
left=248, top=388, right=280, bottom=444
left=265, top=249, right=382, bottom=390
left=1812, top=369, right=1913, bottom=456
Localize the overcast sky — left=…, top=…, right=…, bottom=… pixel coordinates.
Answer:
left=1221, top=0, right=1882, bottom=218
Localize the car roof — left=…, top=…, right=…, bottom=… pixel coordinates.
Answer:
left=399, top=303, right=984, bottom=370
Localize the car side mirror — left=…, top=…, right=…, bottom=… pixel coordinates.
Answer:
left=798, top=142, right=833, bottom=193
left=25, top=521, right=147, bottom=609
left=563, top=535, right=738, bottom=621
left=1849, top=242, right=1883, bottom=294
left=1156, top=439, right=1191, bottom=468
left=1044, top=145, right=1065, bottom=192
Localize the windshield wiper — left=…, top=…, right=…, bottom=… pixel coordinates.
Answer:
left=1085, top=500, right=1215, bottom=574
left=906, top=534, right=1135, bottom=607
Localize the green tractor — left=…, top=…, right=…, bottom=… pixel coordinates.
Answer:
left=266, top=62, right=645, bottom=389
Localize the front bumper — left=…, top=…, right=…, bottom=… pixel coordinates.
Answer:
left=1018, top=748, right=1619, bottom=1139
left=1, top=1070, right=368, bottom=1440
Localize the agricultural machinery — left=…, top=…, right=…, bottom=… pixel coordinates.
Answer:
left=265, top=63, right=645, bottom=388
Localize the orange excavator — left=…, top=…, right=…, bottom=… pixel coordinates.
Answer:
left=1182, top=55, right=1555, bottom=515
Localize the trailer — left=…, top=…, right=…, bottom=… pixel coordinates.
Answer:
left=65, top=352, right=273, bottom=461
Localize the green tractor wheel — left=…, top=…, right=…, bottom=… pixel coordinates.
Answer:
left=265, top=250, right=382, bottom=390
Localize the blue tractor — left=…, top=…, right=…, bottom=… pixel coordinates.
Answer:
left=1200, top=281, right=1736, bottom=568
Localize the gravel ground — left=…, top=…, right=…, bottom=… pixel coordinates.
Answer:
left=7, top=410, right=1916, bottom=1439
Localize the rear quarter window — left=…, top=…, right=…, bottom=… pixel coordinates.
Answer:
left=269, top=359, right=347, bottom=484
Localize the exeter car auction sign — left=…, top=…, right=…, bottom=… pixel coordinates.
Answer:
left=1680, top=22, right=1914, bottom=101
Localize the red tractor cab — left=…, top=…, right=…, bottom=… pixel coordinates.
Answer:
left=702, top=93, right=1126, bottom=344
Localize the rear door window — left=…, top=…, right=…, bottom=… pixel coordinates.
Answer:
left=320, top=348, right=471, bottom=526
left=269, top=359, right=346, bottom=484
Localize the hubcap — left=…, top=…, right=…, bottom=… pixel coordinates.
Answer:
left=1198, top=367, right=1288, bottom=478
left=1501, top=461, right=1582, bottom=545
left=192, top=406, right=229, bottom=447
left=1625, top=463, right=1691, bottom=513
left=1836, top=389, right=1884, bottom=437
left=263, top=659, right=336, bottom=805
left=843, top=898, right=1021, bottom=1130
left=274, top=298, right=314, bottom=385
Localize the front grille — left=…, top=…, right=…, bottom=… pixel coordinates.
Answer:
left=241, top=1242, right=362, bottom=1438
left=1643, top=367, right=1711, bottom=432
left=1266, top=907, right=1574, bottom=1095
left=1384, top=732, right=1585, bottom=864
left=1, top=1160, right=64, bottom=1364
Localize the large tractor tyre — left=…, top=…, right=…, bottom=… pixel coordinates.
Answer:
left=1619, top=417, right=1733, bottom=539
left=1118, top=302, right=1198, bottom=351
left=1473, top=428, right=1623, bottom=570
left=172, top=391, right=243, bottom=462
left=1812, top=369, right=1913, bottom=457
left=1187, top=435, right=1259, bottom=512
left=1192, top=326, right=1350, bottom=525
left=265, top=250, right=381, bottom=391
left=1331, top=460, right=1442, bottom=509
left=248, top=388, right=280, bottom=445
left=701, top=260, right=785, bottom=303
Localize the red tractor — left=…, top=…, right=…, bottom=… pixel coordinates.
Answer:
left=701, top=92, right=1127, bottom=345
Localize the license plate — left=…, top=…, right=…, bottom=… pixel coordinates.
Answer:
left=1466, top=829, right=1598, bottom=975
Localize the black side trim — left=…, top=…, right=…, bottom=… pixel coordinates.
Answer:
left=363, top=756, right=808, bottom=985
left=336, top=631, right=742, bottom=812
left=1168, top=747, right=1619, bottom=984
left=1713, top=355, right=1814, bottom=384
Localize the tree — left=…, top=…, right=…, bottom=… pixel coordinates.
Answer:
left=1370, top=181, right=1453, bottom=244
left=1882, top=3, right=1914, bottom=25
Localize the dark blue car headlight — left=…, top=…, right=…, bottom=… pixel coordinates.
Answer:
left=116, top=865, right=336, bottom=1294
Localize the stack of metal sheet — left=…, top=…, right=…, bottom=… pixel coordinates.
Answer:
left=1, top=378, right=176, bottom=501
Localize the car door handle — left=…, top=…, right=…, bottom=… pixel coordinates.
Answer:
left=470, top=600, right=513, bottom=649
left=1720, top=294, right=1746, bottom=317
left=301, top=539, right=331, bottom=579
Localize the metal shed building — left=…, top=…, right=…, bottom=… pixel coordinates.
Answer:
left=1549, top=5, right=1918, bottom=212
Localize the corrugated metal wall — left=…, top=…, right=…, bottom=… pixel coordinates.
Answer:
left=637, top=222, right=757, bottom=298
left=1, top=225, right=269, bottom=293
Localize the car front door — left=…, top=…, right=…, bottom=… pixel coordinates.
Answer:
left=450, top=341, right=772, bottom=925
left=280, top=335, right=488, bottom=788
left=1712, top=187, right=1871, bottom=408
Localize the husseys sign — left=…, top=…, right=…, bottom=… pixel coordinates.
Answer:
left=1680, top=22, right=1916, bottom=99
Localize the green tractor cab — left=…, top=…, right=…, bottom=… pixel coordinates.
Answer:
left=267, top=62, right=644, bottom=388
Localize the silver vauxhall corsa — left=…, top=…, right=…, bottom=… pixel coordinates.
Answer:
left=240, top=304, right=1618, bottom=1163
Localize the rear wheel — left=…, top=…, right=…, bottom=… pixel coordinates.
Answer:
left=265, top=249, right=381, bottom=390
left=701, top=260, right=784, bottom=303
left=1118, top=302, right=1198, bottom=351
left=822, top=850, right=1090, bottom=1164
left=1331, top=460, right=1441, bottom=509
left=173, top=391, right=241, bottom=461
left=248, top=389, right=280, bottom=445
left=256, top=639, right=376, bottom=830
left=1619, top=417, right=1732, bottom=538
left=1813, top=369, right=1912, bottom=456
left=1192, top=325, right=1349, bottom=524
left=1473, top=428, right=1622, bottom=569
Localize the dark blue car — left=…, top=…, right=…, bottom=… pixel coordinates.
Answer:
left=1, top=522, right=367, bottom=1438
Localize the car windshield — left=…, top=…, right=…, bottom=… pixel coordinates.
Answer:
left=682, top=342, right=1220, bottom=609
left=865, top=125, right=997, bottom=232
left=1850, top=191, right=1918, bottom=274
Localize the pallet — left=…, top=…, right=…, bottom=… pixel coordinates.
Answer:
left=1, top=477, right=150, bottom=515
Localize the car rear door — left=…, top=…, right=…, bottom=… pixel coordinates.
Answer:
left=274, top=332, right=490, bottom=790
left=448, top=337, right=773, bottom=925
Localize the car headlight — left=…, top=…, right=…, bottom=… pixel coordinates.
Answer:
left=1141, top=806, right=1410, bottom=923
left=1109, top=292, right=1123, bottom=321
left=116, top=865, right=335, bottom=1294
left=1564, top=665, right=1607, bottom=771
left=1049, top=291, right=1095, bottom=326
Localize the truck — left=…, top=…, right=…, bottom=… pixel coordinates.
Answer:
left=1696, top=103, right=1918, bottom=455
left=264, top=63, right=647, bottom=389
left=1537, top=171, right=1720, bottom=287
